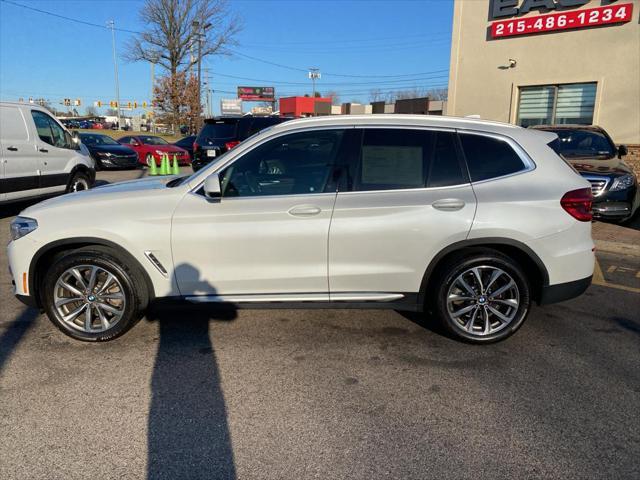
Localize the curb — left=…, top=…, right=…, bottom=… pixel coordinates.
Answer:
left=594, top=239, right=640, bottom=256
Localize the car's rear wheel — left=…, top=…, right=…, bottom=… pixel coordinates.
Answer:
left=433, top=250, right=531, bottom=343
left=41, top=247, right=145, bottom=341
left=67, top=172, right=90, bottom=193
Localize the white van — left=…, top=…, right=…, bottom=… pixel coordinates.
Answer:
left=0, top=102, right=95, bottom=204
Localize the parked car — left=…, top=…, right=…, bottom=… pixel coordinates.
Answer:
left=192, top=116, right=290, bottom=171
left=1, top=102, right=95, bottom=205
left=532, top=125, right=639, bottom=222
left=78, top=133, right=139, bottom=170
left=91, top=122, right=104, bottom=130
left=118, top=134, right=190, bottom=167
left=8, top=115, right=595, bottom=343
left=173, top=135, right=196, bottom=160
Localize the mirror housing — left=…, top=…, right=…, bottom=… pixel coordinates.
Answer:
left=618, top=145, right=628, bottom=158
left=203, top=173, right=221, bottom=200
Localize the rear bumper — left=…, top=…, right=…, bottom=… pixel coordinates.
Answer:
left=539, top=275, right=592, bottom=305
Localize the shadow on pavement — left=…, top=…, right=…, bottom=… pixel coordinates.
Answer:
left=0, top=308, right=39, bottom=374
left=145, top=264, right=238, bottom=480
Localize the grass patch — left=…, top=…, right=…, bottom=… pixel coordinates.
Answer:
left=75, top=129, right=184, bottom=143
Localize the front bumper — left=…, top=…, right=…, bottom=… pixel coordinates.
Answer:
left=592, top=201, right=633, bottom=219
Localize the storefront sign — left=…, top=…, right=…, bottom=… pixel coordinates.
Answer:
left=221, top=98, right=242, bottom=116
left=491, top=2, right=633, bottom=38
left=237, top=86, right=275, bottom=101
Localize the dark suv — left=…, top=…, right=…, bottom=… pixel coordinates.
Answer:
left=532, top=125, right=639, bottom=222
left=192, top=116, right=290, bottom=171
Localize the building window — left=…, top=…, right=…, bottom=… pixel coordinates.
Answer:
left=517, top=82, right=596, bottom=127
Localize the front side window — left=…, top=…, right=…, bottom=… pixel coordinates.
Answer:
left=220, top=129, right=345, bottom=197
left=31, top=110, right=68, bottom=148
left=517, top=82, right=596, bottom=127
left=140, top=136, right=168, bottom=145
left=460, top=133, right=526, bottom=182
left=350, top=129, right=466, bottom=191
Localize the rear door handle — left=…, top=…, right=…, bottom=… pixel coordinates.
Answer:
left=288, top=205, right=322, bottom=217
left=432, top=199, right=465, bottom=211
left=7, top=146, right=18, bottom=151
left=39, top=147, right=48, bottom=153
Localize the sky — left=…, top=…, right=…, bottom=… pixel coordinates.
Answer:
left=0, top=0, right=454, bottom=116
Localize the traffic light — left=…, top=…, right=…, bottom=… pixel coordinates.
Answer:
left=74, top=99, right=81, bottom=106
left=127, top=101, right=132, bottom=109
left=133, top=101, right=138, bottom=109
left=142, top=101, right=148, bottom=108
left=96, top=101, right=102, bottom=108
left=110, top=101, right=118, bottom=108
left=63, top=98, right=71, bottom=106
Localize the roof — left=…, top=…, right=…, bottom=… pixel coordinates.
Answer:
left=530, top=124, right=605, bottom=132
left=269, top=114, right=522, bottom=134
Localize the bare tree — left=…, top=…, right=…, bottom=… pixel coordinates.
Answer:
left=125, top=0, right=242, bottom=76
left=85, top=105, right=98, bottom=117
left=425, top=87, right=448, bottom=101
left=325, top=90, right=341, bottom=106
left=369, top=88, right=384, bottom=103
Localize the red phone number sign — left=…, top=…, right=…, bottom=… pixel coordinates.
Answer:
left=491, top=3, right=633, bottom=39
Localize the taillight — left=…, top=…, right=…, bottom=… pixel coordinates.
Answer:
left=560, top=187, right=592, bottom=222
left=193, top=140, right=199, bottom=152
left=225, top=140, right=240, bottom=150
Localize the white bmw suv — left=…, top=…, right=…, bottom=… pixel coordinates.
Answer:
left=8, top=115, right=595, bottom=343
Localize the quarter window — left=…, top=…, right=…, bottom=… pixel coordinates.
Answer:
left=350, top=129, right=466, bottom=191
left=517, top=82, right=596, bottom=127
left=220, top=129, right=345, bottom=197
left=459, top=133, right=526, bottom=182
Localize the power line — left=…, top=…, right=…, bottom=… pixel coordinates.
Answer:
left=212, top=71, right=449, bottom=86
left=1, top=0, right=449, bottom=80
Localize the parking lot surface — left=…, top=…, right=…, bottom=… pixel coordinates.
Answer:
left=1, top=170, right=639, bottom=480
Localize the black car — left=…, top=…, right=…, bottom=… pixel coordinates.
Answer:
left=79, top=133, right=139, bottom=170
left=533, top=125, right=639, bottom=222
left=173, top=135, right=196, bottom=161
left=192, top=116, right=291, bottom=171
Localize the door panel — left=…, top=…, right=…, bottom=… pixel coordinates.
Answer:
left=328, top=127, right=476, bottom=296
left=171, top=128, right=350, bottom=297
left=172, top=192, right=336, bottom=296
left=0, top=105, right=39, bottom=201
left=30, top=110, right=74, bottom=194
left=329, top=186, right=476, bottom=294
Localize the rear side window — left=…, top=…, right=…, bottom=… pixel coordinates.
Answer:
left=0, top=106, right=29, bottom=141
left=460, top=133, right=526, bottom=182
left=351, top=129, right=466, bottom=191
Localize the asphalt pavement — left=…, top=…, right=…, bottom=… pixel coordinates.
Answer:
left=1, top=169, right=638, bottom=480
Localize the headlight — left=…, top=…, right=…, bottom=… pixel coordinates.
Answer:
left=96, top=151, right=112, bottom=157
left=155, top=150, right=164, bottom=156
left=610, top=174, right=635, bottom=191
left=10, top=216, right=38, bottom=241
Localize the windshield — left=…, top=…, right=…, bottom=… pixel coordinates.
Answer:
left=140, top=136, right=169, bottom=145
left=79, top=134, right=119, bottom=145
left=199, top=122, right=236, bottom=143
left=548, top=130, right=616, bottom=158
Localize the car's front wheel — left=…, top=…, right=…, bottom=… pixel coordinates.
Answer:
left=433, top=249, right=531, bottom=343
left=67, top=172, right=90, bottom=193
left=145, top=154, right=155, bottom=167
left=41, top=247, right=145, bottom=341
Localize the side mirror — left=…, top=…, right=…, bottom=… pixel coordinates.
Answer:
left=203, top=173, right=221, bottom=200
left=618, top=145, right=628, bottom=158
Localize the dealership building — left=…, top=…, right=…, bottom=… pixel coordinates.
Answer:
left=447, top=0, right=640, bottom=168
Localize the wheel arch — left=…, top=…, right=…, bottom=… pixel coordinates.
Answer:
left=29, top=237, right=155, bottom=309
left=418, top=237, right=549, bottom=307
left=68, top=164, right=96, bottom=187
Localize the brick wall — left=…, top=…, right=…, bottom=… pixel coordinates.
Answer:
left=623, top=144, right=640, bottom=177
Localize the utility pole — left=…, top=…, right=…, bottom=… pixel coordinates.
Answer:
left=308, top=68, right=321, bottom=98
left=192, top=21, right=212, bottom=128
left=107, top=20, right=121, bottom=130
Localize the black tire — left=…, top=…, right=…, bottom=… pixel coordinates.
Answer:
left=41, top=246, right=147, bottom=341
left=66, top=171, right=91, bottom=193
left=432, top=249, right=531, bottom=344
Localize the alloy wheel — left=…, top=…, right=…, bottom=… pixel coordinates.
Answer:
left=446, top=266, right=520, bottom=337
left=53, top=265, right=126, bottom=333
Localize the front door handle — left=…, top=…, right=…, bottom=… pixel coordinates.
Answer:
left=432, top=199, right=465, bottom=211
left=39, top=147, right=48, bottom=153
left=7, top=146, right=18, bottom=151
left=288, top=205, right=322, bottom=217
